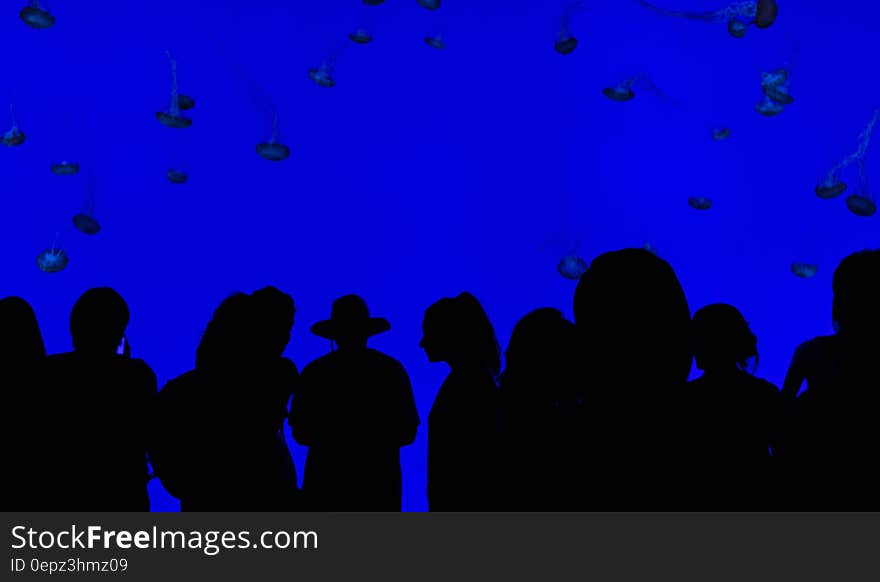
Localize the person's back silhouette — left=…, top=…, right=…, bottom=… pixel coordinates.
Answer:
left=573, top=248, right=692, bottom=509
left=44, top=288, right=157, bottom=510
left=781, top=249, right=880, bottom=508
left=497, top=308, right=583, bottom=510
left=1, top=297, right=49, bottom=509
left=687, top=303, right=782, bottom=509
left=421, top=292, right=501, bottom=511
left=289, top=295, right=419, bottom=511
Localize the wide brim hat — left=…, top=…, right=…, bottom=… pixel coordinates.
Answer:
left=311, top=294, right=390, bottom=340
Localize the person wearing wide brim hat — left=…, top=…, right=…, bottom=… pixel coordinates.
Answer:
left=291, top=294, right=420, bottom=511
left=310, top=294, right=391, bottom=343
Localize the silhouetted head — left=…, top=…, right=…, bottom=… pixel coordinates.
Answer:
left=0, top=296, right=46, bottom=370
left=692, top=304, right=758, bottom=373
left=70, top=288, right=130, bottom=354
left=311, top=294, right=389, bottom=351
left=832, top=249, right=880, bottom=339
left=421, top=292, right=501, bottom=376
left=574, top=248, right=691, bottom=390
left=501, top=308, right=577, bottom=404
left=252, top=286, right=295, bottom=357
left=197, top=293, right=256, bottom=371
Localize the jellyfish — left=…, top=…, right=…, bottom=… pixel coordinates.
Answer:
left=156, top=51, right=193, bottom=128
left=755, top=96, right=784, bottom=117
left=72, top=213, right=101, bottom=235
left=51, top=161, right=80, bottom=175
left=713, top=127, right=732, bottom=141
left=637, top=0, right=758, bottom=38
left=688, top=196, right=713, bottom=210
left=363, top=0, right=386, bottom=4
left=350, top=28, right=374, bottom=44
left=761, top=68, right=794, bottom=105
left=844, top=161, right=876, bottom=217
left=308, top=60, right=336, bottom=88
left=816, top=109, right=879, bottom=202
left=558, top=253, right=588, bottom=280
left=167, top=169, right=188, bottom=184
left=20, top=1, right=55, bottom=29
left=754, top=0, right=778, bottom=29
left=417, top=0, right=441, bottom=10
left=602, top=74, right=666, bottom=103
left=425, top=34, right=446, bottom=50
left=791, top=262, right=818, bottom=279
left=2, top=105, right=26, bottom=147
left=36, top=237, right=68, bottom=273
left=256, top=110, right=291, bottom=162
left=555, top=1, right=589, bottom=55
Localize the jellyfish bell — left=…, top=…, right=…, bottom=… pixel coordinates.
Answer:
left=36, top=247, right=69, bottom=273
left=167, top=168, right=188, bottom=184
left=363, top=0, right=385, bottom=5
left=727, top=18, right=749, bottom=38
left=755, top=97, right=784, bottom=117
left=72, top=213, right=101, bottom=235
left=713, top=127, right=731, bottom=141
left=20, top=2, right=55, bottom=29
left=603, top=85, right=635, bottom=102
left=688, top=196, right=713, bottom=210
left=762, top=83, right=794, bottom=105
left=815, top=180, right=847, bottom=199
left=156, top=111, right=192, bottom=128
left=257, top=142, right=291, bottom=162
left=554, top=34, right=578, bottom=55
left=51, top=161, right=80, bottom=175
left=425, top=34, right=446, bottom=50
left=558, top=254, right=588, bottom=280
left=846, top=195, right=876, bottom=217
left=350, top=29, right=374, bottom=44
left=791, top=262, right=818, bottom=279
left=2, top=127, right=25, bottom=147
left=754, top=0, right=778, bottom=29
left=308, top=65, right=335, bottom=88
left=417, top=0, right=441, bottom=10
left=176, top=94, right=196, bottom=111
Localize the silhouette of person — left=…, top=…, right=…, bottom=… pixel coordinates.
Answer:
left=687, top=303, right=782, bottom=509
left=151, top=290, right=300, bottom=511
left=44, top=288, right=157, bottom=510
left=781, top=249, right=880, bottom=508
left=1, top=297, right=48, bottom=509
left=289, top=295, right=419, bottom=511
left=573, top=248, right=692, bottom=509
left=497, top=308, right=583, bottom=510
left=421, top=292, right=501, bottom=511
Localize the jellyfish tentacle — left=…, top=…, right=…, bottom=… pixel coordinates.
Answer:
left=166, top=50, right=181, bottom=117
left=823, top=109, right=880, bottom=184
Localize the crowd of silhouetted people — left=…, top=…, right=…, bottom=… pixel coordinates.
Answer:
left=3, top=247, right=879, bottom=511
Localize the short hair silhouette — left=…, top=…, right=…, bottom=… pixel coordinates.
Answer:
left=832, top=249, right=880, bottom=337
left=692, top=303, right=758, bottom=372
left=0, top=296, right=46, bottom=368
left=421, top=292, right=501, bottom=376
left=69, top=288, right=130, bottom=353
left=252, top=286, right=296, bottom=356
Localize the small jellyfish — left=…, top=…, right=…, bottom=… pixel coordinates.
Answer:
left=791, top=262, right=818, bottom=279
left=256, top=111, right=291, bottom=162
left=308, top=61, right=336, bottom=88
left=350, top=28, right=374, bottom=44
left=816, top=109, right=879, bottom=202
left=815, top=178, right=847, bottom=199
left=555, top=1, right=588, bottom=55
left=558, top=254, right=588, bottom=280
left=167, top=168, right=188, bottom=184
left=754, top=0, right=778, bottom=29
left=156, top=51, right=193, bottom=128
left=36, top=238, right=69, bottom=273
left=846, top=194, right=876, bottom=217
left=755, top=96, right=784, bottom=117
left=20, top=1, right=55, bottom=29
left=638, top=0, right=758, bottom=38
left=602, top=74, right=663, bottom=103
left=416, top=0, right=441, bottom=10
left=72, top=213, right=101, bottom=235
left=713, top=127, right=732, bottom=141
left=2, top=105, right=26, bottom=147
left=727, top=18, right=749, bottom=38
left=363, top=0, right=386, bottom=4
left=51, top=161, right=80, bottom=175
left=425, top=34, right=446, bottom=50
left=688, top=196, right=713, bottom=210
left=761, top=68, right=794, bottom=105
left=177, top=94, right=196, bottom=111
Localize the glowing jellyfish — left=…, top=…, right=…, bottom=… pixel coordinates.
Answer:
left=156, top=51, right=193, bottom=128
left=350, top=28, right=374, bottom=44
left=761, top=68, right=794, bottom=105
left=713, top=127, right=732, bottom=141
left=309, top=61, right=336, bottom=88
left=2, top=105, right=26, bottom=147
left=816, top=109, right=879, bottom=203
left=755, top=0, right=778, bottom=29
left=755, top=96, right=784, bottom=117
left=425, top=34, right=446, bottom=50
left=20, top=1, right=55, bottom=29
left=688, top=196, right=713, bottom=210
left=256, top=111, right=291, bottom=162
left=602, top=74, right=664, bottom=103
left=417, top=0, right=441, bottom=10
left=167, top=169, right=188, bottom=184
left=558, top=254, right=588, bottom=280
left=791, top=262, right=818, bottom=279
left=72, top=213, right=101, bottom=235
left=36, top=238, right=68, bottom=273
left=51, top=161, right=80, bottom=175
left=555, top=1, right=588, bottom=55
left=638, top=0, right=758, bottom=38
